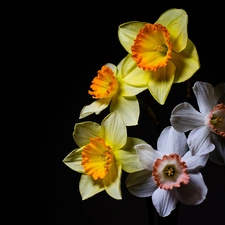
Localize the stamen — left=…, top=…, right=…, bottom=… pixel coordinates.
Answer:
left=88, top=65, right=118, bottom=99
left=81, top=137, right=114, bottom=180
left=211, top=116, right=223, bottom=124
left=164, top=166, right=174, bottom=176
left=206, top=103, right=225, bottom=137
left=131, top=23, right=172, bottom=71
left=152, top=154, right=190, bottom=190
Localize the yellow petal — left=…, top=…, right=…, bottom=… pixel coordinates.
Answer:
left=120, top=81, right=147, bottom=96
left=101, top=111, right=127, bottom=149
left=73, top=121, right=101, bottom=147
left=118, top=54, right=148, bottom=96
left=105, top=62, right=117, bottom=74
left=79, top=98, right=111, bottom=119
left=116, top=55, right=126, bottom=74
left=114, top=137, right=146, bottom=173
left=79, top=174, right=104, bottom=200
left=120, top=54, right=148, bottom=87
left=147, top=60, right=176, bottom=104
left=103, top=161, right=122, bottom=200
left=63, top=148, right=84, bottom=173
left=156, top=8, right=188, bottom=53
left=172, top=39, right=200, bottom=83
left=110, top=94, right=140, bottom=126
left=118, top=21, right=148, bottom=53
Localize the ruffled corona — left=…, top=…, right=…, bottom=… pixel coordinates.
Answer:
left=206, top=103, right=225, bottom=137
left=81, top=137, right=114, bottom=180
left=131, top=23, right=172, bottom=71
left=88, top=65, right=118, bottom=99
left=152, top=154, right=190, bottom=190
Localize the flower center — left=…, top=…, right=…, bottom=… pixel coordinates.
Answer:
left=164, top=165, right=175, bottom=176
left=88, top=65, right=118, bottom=99
left=131, top=23, right=172, bottom=71
left=152, top=154, right=190, bottom=190
left=206, top=103, right=225, bottom=138
left=81, top=137, right=114, bottom=180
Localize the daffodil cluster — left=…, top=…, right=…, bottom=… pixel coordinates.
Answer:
left=63, top=8, right=225, bottom=217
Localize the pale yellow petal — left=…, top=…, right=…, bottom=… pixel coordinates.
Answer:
left=121, top=54, right=138, bottom=78
left=120, top=81, right=147, bottom=96
left=120, top=53, right=148, bottom=87
left=79, top=98, right=111, bottom=119
left=123, top=69, right=148, bottom=87
left=118, top=21, right=148, bottom=53
left=73, top=121, right=101, bottom=147
left=172, top=39, right=200, bottom=83
left=156, top=8, right=188, bottom=52
left=103, top=162, right=122, bottom=200
left=79, top=174, right=104, bottom=200
left=105, top=62, right=117, bottom=74
left=110, top=94, right=139, bottom=126
left=147, top=61, right=176, bottom=105
left=63, top=148, right=84, bottom=173
left=114, top=137, right=147, bottom=172
left=101, top=111, right=127, bottom=149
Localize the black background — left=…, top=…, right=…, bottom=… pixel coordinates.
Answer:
left=21, top=2, right=225, bottom=225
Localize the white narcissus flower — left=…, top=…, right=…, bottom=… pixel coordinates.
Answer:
left=63, top=111, right=146, bottom=200
left=118, top=8, right=200, bottom=105
left=126, top=126, right=209, bottom=217
left=79, top=54, right=147, bottom=126
left=170, top=81, right=225, bottom=165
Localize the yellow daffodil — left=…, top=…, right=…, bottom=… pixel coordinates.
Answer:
left=118, top=8, right=200, bottom=105
left=63, top=111, right=145, bottom=200
left=79, top=54, right=147, bottom=126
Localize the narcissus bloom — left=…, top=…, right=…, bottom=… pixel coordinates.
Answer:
left=126, top=126, right=208, bottom=217
left=63, top=111, right=145, bottom=200
left=118, top=8, right=200, bottom=105
left=170, top=81, right=225, bottom=165
left=79, top=54, right=147, bottom=126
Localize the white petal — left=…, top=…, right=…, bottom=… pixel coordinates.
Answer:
left=218, top=93, right=225, bottom=104
left=134, top=143, right=161, bottom=170
left=152, top=188, right=178, bottom=217
left=210, top=133, right=225, bottom=165
left=214, top=82, right=225, bottom=103
left=178, top=173, right=207, bottom=205
left=182, top=150, right=209, bottom=172
left=126, top=170, right=156, bottom=197
left=193, top=81, right=216, bottom=115
left=187, top=126, right=215, bottom=155
left=170, top=102, right=205, bottom=132
left=79, top=174, right=104, bottom=200
left=157, top=126, right=188, bottom=156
